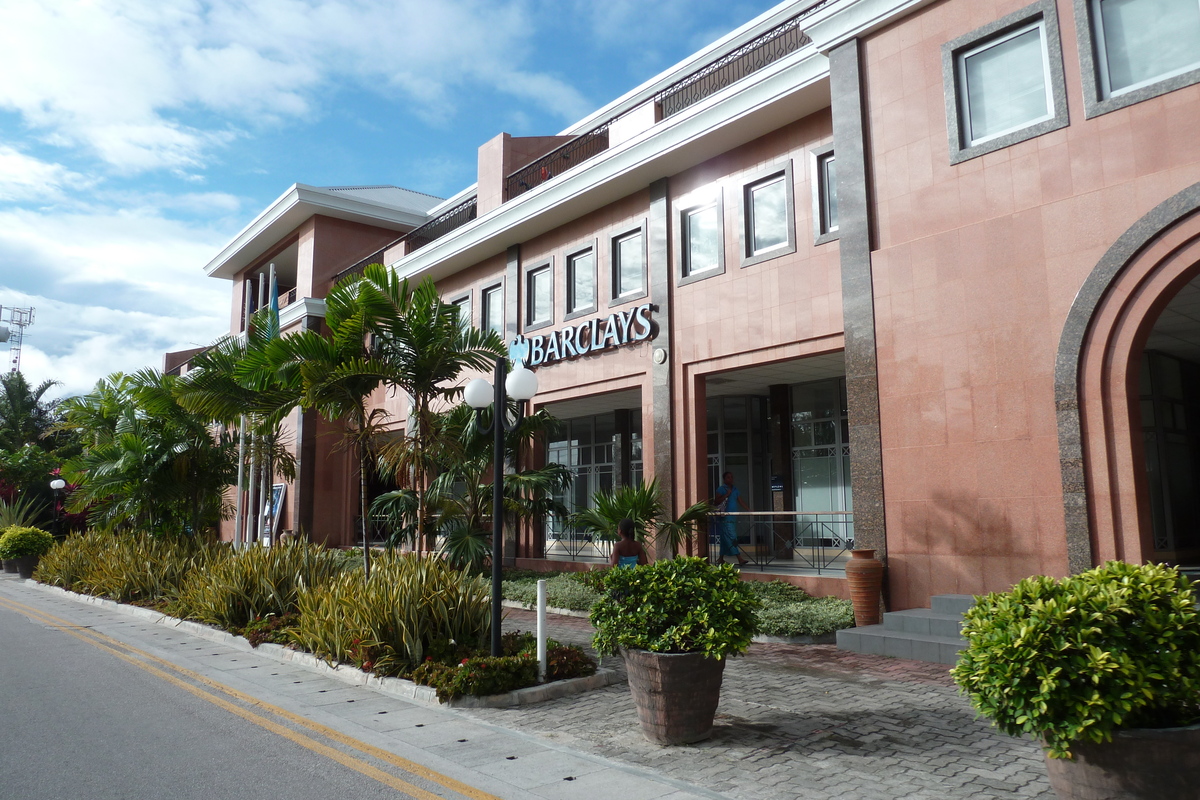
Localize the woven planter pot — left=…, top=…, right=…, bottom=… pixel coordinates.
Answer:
left=621, top=648, right=726, bottom=745
left=845, top=549, right=884, bottom=626
left=1043, top=723, right=1200, bottom=799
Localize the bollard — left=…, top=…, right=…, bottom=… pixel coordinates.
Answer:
left=537, top=579, right=547, bottom=682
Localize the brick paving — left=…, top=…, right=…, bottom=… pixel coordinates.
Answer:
left=485, top=608, right=1054, bottom=800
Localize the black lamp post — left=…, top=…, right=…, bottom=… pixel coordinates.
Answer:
left=464, top=357, right=539, bottom=657
left=49, top=478, right=66, bottom=537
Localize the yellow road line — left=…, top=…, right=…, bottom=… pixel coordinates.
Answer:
left=0, top=594, right=503, bottom=800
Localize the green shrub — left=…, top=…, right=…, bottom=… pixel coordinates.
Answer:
left=410, top=655, right=538, bottom=702
left=173, top=541, right=347, bottom=630
left=0, top=526, right=55, bottom=558
left=502, top=573, right=601, bottom=611
left=34, top=531, right=109, bottom=590
left=291, top=551, right=490, bottom=676
left=755, top=596, right=854, bottom=637
left=746, top=579, right=812, bottom=605
left=47, top=531, right=216, bottom=604
left=591, top=557, right=760, bottom=658
left=407, top=631, right=596, bottom=700
left=240, top=612, right=299, bottom=647
left=951, top=561, right=1200, bottom=759
left=0, top=496, right=48, bottom=531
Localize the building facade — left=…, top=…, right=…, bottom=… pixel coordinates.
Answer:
left=202, top=0, right=1200, bottom=609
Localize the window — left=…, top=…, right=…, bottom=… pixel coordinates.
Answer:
left=740, top=161, right=796, bottom=267
left=526, top=265, right=553, bottom=329
left=451, top=295, right=471, bottom=332
left=482, top=284, right=504, bottom=336
left=612, top=228, right=646, bottom=301
left=1077, top=0, right=1200, bottom=117
left=682, top=203, right=722, bottom=278
left=812, top=146, right=838, bottom=244
left=566, top=247, right=596, bottom=317
left=943, top=1, right=1068, bottom=163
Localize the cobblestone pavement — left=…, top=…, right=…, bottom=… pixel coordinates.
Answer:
left=483, top=609, right=1054, bottom=800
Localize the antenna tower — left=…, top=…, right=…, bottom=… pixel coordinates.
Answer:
left=0, top=306, right=35, bottom=373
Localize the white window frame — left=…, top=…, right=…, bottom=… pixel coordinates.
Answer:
left=525, top=262, right=553, bottom=331
left=1075, top=0, right=1200, bottom=118
left=610, top=224, right=647, bottom=305
left=740, top=160, right=796, bottom=268
left=942, top=0, right=1069, bottom=164
left=450, top=293, right=472, bottom=332
left=565, top=243, right=598, bottom=319
left=481, top=283, right=504, bottom=337
left=811, top=145, right=839, bottom=245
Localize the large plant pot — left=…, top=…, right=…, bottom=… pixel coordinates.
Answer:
left=622, top=648, right=726, bottom=745
left=1, top=558, right=17, bottom=574
left=845, top=548, right=884, bottom=626
left=1043, top=723, right=1200, bottom=799
left=14, top=555, right=39, bottom=579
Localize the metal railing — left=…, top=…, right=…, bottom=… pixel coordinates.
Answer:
left=505, top=127, right=611, bottom=202
left=544, top=526, right=614, bottom=563
left=332, top=195, right=480, bottom=283
left=654, top=5, right=822, bottom=118
left=709, top=510, right=853, bottom=574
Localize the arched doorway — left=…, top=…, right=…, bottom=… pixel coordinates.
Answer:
left=1058, top=184, right=1200, bottom=572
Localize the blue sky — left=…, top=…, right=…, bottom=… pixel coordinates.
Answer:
left=0, top=0, right=779, bottom=399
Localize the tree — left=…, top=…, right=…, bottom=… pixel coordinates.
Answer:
left=269, top=264, right=503, bottom=575
left=569, top=478, right=713, bottom=556
left=0, top=371, right=61, bottom=452
left=58, top=371, right=238, bottom=536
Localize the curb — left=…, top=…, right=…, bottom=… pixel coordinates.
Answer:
left=25, top=580, right=622, bottom=708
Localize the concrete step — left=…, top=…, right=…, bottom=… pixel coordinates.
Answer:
left=931, top=594, right=977, bottom=616
left=836, top=625, right=964, bottom=665
left=883, top=607, right=964, bottom=639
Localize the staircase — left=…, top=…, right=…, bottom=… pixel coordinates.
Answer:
left=836, top=594, right=973, bottom=665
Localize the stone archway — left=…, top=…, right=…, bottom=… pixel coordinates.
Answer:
left=1056, top=184, right=1200, bottom=572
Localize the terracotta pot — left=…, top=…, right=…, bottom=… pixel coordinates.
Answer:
left=845, top=548, right=884, bottom=626
left=1043, top=723, right=1200, bottom=799
left=621, top=648, right=726, bottom=745
left=14, top=555, right=39, bottom=580
left=1, top=558, right=17, bottom=574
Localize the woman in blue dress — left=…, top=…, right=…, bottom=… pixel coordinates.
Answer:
left=712, top=471, right=750, bottom=566
left=609, top=517, right=649, bottom=568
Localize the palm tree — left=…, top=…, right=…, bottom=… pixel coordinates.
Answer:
left=569, top=477, right=713, bottom=556
left=0, top=371, right=61, bottom=451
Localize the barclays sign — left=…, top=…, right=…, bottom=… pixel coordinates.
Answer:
left=509, top=303, right=654, bottom=368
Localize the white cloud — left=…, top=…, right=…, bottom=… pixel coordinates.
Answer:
left=0, top=146, right=92, bottom=203
left=0, top=0, right=591, bottom=174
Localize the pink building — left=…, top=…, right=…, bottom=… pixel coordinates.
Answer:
left=202, top=0, right=1200, bottom=635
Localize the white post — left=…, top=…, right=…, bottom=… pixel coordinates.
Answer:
left=536, top=579, right=547, bottom=682
left=233, top=414, right=247, bottom=549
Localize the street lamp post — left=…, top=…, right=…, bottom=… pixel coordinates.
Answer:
left=464, top=356, right=538, bottom=657
left=49, top=478, right=66, bottom=537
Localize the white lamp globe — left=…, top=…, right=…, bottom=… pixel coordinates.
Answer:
left=506, top=367, right=539, bottom=401
left=49, top=478, right=66, bottom=491
left=463, top=378, right=494, bottom=409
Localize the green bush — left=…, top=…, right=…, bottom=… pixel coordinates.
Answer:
left=240, top=612, right=299, bottom=647
left=502, top=573, right=601, bottom=611
left=746, top=579, right=812, bottom=605
left=38, top=531, right=216, bottom=604
left=407, top=630, right=596, bottom=700
left=951, top=561, right=1200, bottom=759
left=591, top=557, right=760, bottom=658
left=173, top=541, right=347, bottom=630
left=0, top=526, right=55, bottom=558
left=291, top=551, right=490, bottom=676
left=756, top=596, right=855, bottom=637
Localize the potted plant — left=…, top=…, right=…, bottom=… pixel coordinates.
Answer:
left=590, top=556, right=760, bottom=744
left=951, top=561, right=1200, bottom=800
left=0, top=526, right=56, bottom=579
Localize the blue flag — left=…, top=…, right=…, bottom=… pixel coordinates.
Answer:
left=267, top=274, right=280, bottom=340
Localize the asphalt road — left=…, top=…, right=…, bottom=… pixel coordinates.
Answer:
left=0, top=592, right=466, bottom=800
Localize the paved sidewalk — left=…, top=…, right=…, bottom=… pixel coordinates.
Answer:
left=2, top=574, right=1054, bottom=799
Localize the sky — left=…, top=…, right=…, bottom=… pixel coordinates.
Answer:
left=0, top=0, right=780, bottom=400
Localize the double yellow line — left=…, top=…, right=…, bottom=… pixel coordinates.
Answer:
left=0, top=594, right=501, bottom=800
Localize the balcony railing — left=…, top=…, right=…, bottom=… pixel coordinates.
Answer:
left=654, top=4, right=822, bottom=118
left=505, top=126, right=612, bottom=202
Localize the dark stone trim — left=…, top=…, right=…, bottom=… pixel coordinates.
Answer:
left=942, top=0, right=1070, bottom=165
left=522, top=256, right=555, bottom=333
left=810, top=143, right=840, bottom=246
left=1073, top=0, right=1200, bottom=119
left=608, top=219, right=650, bottom=308
left=294, top=313, right=322, bottom=539
left=505, top=245, right=520, bottom=345
left=648, top=178, right=675, bottom=522
left=830, top=38, right=887, bottom=560
left=563, top=238, right=599, bottom=321
left=739, top=160, right=798, bottom=268
left=1054, top=182, right=1200, bottom=574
